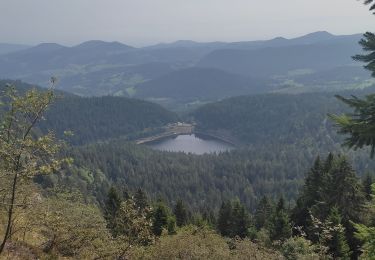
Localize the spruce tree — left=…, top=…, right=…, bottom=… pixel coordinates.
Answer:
left=104, top=186, right=122, bottom=233
left=134, top=188, right=148, bottom=211
left=270, top=197, right=292, bottom=241
left=255, top=196, right=273, bottom=230
left=217, top=201, right=233, bottom=237
left=152, top=201, right=169, bottom=236
left=174, top=200, right=188, bottom=227
left=329, top=3, right=375, bottom=157
left=363, top=173, right=373, bottom=201
left=325, top=207, right=351, bottom=259
left=232, top=200, right=250, bottom=238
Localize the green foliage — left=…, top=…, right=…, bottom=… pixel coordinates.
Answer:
left=174, top=199, right=188, bottom=227
left=31, top=191, right=116, bottom=258
left=353, top=184, right=375, bottom=258
left=354, top=223, right=375, bottom=258
left=135, top=226, right=283, bottom=259
left=114, top=198, right=154, bottom=246
left=42, top=95, right=178, bottom=145
left=280, top=236, right=320, bottom=260
left=254, top=196, right=274, bottom=230
left=134, top=188, right=149, bottom=211
left=0, top=85, right=66, bottom=254
left=104, top=186, right=122, bottom=233
left=363, top=173, right=373, bottom=200
left=353, top=32, right=375, bottom=76
left=217, top=200, right=251, bottom=238
left=292, top=154, right=364, bottom=258
left=329, top=94, right=375, bottom=157
left=152, top=201, right=170, bottom=236
left=270, top=197, right=292, bottom=242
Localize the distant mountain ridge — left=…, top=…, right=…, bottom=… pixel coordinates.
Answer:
left=0, top=31, right=369, bottom=101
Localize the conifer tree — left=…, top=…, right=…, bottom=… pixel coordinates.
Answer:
left=325, top=207, right=351, bottom=259
left=231, top=200, right=251, bottom=238
left=329, top=1, right=375, bottom=157
left=363, top=173, right=373, bottom=201
left=255, top=196, right=273, bottom=230
left=104, top=186, right=122, bottom=233
left=174, top=199, right=188, bottom=227
left=134, top=188, right=148, bottom=211
left=270, top=197, right=292, bottom=241
left=152, top=201, right=169, bottom=236
left=217, top=201, right=233, bottom=237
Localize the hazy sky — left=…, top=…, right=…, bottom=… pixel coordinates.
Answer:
left=0, top=0, right=373, bottom=46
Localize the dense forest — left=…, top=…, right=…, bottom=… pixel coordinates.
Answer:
left=0, top=80, right=179, bottom=145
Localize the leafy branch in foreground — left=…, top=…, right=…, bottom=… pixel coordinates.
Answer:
left=0, top=83, right=67, bottom=254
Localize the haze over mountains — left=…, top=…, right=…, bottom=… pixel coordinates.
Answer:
left=0, top=31, right=372, bottom=109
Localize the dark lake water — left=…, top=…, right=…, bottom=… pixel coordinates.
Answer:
left=147, top=134, right=234, bottom=155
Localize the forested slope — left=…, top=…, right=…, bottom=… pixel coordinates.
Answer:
left=0, top=80, right=178, bottom=145
left=192, top=89, right=375, bottom=145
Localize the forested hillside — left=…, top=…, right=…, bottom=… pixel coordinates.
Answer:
left=135, top=67, right=269, bottom=102
left=192, top=89, right=375, bottom=145
left=0, top=80, right=178, bottom=145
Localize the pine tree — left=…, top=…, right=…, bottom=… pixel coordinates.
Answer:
left=152, top=201, right=169, bottom=236
left=174, top=200, right=188, bottom=227
left=217, top=201, right=233, bottom=237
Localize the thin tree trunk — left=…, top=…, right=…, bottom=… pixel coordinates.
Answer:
left=0, top=172, right=18, bottom=254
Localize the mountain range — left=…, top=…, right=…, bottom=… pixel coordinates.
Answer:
left=0, top=31, right=371, bottom=108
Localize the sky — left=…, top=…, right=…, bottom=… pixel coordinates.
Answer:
left=0, top=0, right=373, bottom=47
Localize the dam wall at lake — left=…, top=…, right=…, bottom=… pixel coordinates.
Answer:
left=135, top=122, right=237, bottom=147
left=135, top=123, right=194, bottom=145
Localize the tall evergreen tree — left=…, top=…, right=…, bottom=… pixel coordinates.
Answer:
left=152, top=201, right=169, bottom=236
left=174, top=200, right=188, bottom=227
left=255, top=196, right=273, bottom=230
left=325, top=207, right=351, bottom=259
left=134, top=188, right=148, bottom=211
left=231, top=200, right=251, bottom=238
left=363, top=173, right=373, bottom=201
left=104, top=186, right=122, bottom=233
left=293, top=154, right=365, bottom=258
left=292, top=157, right=325, bottom=234
left=217, top=201, right=233, bottom=237
left=270, top=197, right=292, bottom=241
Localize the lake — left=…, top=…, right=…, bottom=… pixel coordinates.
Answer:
left=147, top=134, right=234, bottom=155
